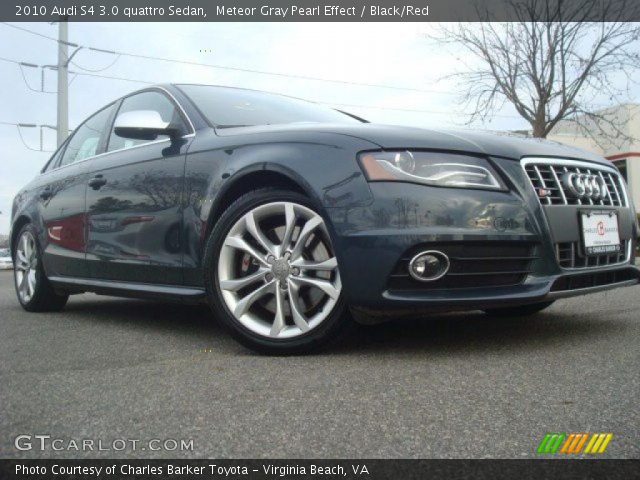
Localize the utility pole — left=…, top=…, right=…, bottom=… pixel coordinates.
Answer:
left=56, top=19, right=68, bottom=147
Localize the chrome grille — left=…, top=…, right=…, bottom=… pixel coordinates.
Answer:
left=555, top=240, right=630, bottom=269
left=523, top=160, right=626, bottom=207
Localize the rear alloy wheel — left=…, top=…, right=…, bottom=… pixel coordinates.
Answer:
left=206, top=189, right=349, bottom=353
left=15, top=231, right=38, bottom=304
left=13, top=224, right=68, bottom=312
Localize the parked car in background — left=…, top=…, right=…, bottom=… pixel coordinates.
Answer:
left=9, top=84, right=640, bottom=353
left=0, top=248, right=13, bottom=270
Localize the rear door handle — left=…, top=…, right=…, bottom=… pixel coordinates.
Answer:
left=39, top=187, right=52, bottom=200
left=88, top=175, right=107, bottom=190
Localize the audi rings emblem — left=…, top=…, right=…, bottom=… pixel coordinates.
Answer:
left=561, top=172, right=608, bottom=200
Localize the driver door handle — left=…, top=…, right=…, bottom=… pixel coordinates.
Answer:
left=88, top=174, right=107, bottom=190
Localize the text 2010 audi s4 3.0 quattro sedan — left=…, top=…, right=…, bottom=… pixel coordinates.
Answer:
left=10, top=84, right=640, bottom=353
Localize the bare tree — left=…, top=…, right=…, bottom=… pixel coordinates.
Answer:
left=435, top=0, right=640, bottom=145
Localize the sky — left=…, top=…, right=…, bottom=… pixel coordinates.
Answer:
left=0, top=21, right=638, bottom=234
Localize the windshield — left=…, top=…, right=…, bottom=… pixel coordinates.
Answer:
left=178, top=85, right=362, bottom=127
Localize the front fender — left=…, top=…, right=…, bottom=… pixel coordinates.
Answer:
left=181, top=132, right=376, bottom=285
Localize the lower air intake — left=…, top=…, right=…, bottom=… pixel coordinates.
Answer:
left=388, top=242, right=538, bottom=291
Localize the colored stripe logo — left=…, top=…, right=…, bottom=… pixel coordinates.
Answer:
left=537, top=433, right=612, bottom=454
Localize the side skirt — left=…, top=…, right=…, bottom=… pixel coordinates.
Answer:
left=48, top=276, right=206, bottom=304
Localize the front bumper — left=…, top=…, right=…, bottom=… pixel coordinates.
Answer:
left=325, top=156, right=639, bottom=313
left=376, top=265, right=640, bottom=314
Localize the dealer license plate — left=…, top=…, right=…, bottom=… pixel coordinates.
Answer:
left=581, top=211, right=621, bottom=256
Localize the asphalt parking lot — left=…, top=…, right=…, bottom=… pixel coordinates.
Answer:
left=0, top=269, right=638, bottom=459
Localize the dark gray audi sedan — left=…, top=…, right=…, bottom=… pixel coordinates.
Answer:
left=9, top=84, right=640, bottom=353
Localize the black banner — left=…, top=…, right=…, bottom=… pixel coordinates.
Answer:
left=1, top=460, right=639, bottom=480
left=3, top=0, right=640, bottom=22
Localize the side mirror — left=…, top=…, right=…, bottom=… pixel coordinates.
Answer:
left=113, top=110, right=180, bottom=141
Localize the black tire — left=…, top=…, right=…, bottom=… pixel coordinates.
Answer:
left=204, top=187, right=351, bottom=354
left=483, top=301, right=554, bottom=317
left=13, top=223, right=68, bottom=312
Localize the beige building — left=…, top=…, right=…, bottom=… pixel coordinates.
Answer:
left=547, top=103, right=640, bottom=209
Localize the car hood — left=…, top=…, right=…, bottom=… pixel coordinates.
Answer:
left=215, top=123, right=610, bottom=166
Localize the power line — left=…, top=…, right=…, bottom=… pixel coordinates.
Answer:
left=71, top=54, right=121, bottom=73
left=18, top=63, right=54, bottom=94
left=0, top=55, right=18, bottom=64
left=24, top=63, right=525, bottom=117
left=64, top=69, right=154, bottom=85
left=0, top=24, right=549, bottom=121
left=326, top=102, right=522, bottom=119
left=15, top=125, right=51, bottom=151
left=2, top=22, right=635, bottom=135
left=1, top=22, right=78, bottom=47
left=1, top=22, right=455, bottom=95
left=0, top=121, right=36, bottom=127
left=0, top=121, right=55, bottom=152
left=3, top=54, right=525, bottom=119
left=104, top=49, right=450, bottom=94
left=1, top=56, right=54, bottom=92
left=2, top=20, right=528, bottom=144
left=3, top=55, right=154, bottom=88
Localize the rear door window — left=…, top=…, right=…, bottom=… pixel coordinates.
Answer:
left=58, top=103, right=117, bottom=167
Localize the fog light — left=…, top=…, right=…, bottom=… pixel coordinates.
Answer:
left=408, top=251, right=450, bottom=282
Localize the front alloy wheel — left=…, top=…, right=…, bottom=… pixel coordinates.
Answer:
left=206, top=189, right=349, bottom=353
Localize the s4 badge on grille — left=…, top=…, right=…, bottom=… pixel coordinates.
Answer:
left=538, top=188, right=552, bottom=198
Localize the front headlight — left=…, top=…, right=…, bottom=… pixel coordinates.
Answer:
left=358, top=150, right=506, bottom=191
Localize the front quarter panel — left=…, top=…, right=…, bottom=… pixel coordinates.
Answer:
left=181, top=130, right=377, bottom=286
